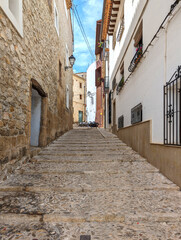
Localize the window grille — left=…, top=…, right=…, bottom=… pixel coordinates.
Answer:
left=164, top=66, right=181, bottom=145
left=131, top=103, right=142, bottom=124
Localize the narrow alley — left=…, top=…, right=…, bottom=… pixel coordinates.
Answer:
left=0, top=128, right=181, bottom=239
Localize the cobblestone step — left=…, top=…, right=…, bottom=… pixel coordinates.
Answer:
left=0, top=128, right=181, bottom=239
left=0, top=221, right=180, bottom=240
left=15, top=161, right=159, bottom=173
left=0, top=171, right=178, bottom=192
left=0, top=190, right=181, bottom=216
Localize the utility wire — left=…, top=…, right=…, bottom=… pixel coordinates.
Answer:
left=115, top=0, right=181, bottom=93
left=73, top=4, right=95, bottom=61
left=74, top=6, right=95, bottom=60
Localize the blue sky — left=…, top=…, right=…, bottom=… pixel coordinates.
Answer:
left=72, top=0, right=103, bottom=73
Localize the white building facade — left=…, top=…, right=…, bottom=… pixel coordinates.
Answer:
left=101, top=0, right=181, bottom=187
left=86, top=62, right=97, bottom=122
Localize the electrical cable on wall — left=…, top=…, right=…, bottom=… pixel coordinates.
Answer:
left=115, top=0, right=181, bottom=93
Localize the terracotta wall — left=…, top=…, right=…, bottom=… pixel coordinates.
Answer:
left=117, top=121, right=181, bottom=188
left=95, top=85, right=104, bottom=127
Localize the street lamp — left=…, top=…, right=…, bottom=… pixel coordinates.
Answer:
left=65, top=55, right=76, bottom=71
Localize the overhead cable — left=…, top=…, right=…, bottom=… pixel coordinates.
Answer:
left=73, top=5, right=95, bottom=61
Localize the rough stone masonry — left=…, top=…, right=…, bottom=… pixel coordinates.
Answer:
left=0, top=128, right=181, bottom=239
left=0, top=0, right=73, bottom=176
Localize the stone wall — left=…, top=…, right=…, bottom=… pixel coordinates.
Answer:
left=0, top=0, right=73, bottom=176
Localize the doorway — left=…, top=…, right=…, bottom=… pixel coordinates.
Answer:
left=30, top=88, right=42, bottom=146
left=113, top=100, right=116, bottom=133
left=79, top=111, right=83, bottom=123
left=113, top=100, right=116, bottom=126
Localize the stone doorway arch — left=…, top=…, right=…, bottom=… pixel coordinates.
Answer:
left=30, top=79, right=48, bottom=147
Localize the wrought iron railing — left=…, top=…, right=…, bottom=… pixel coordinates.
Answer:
left=164, top=66, right=181, bottom=145
left=128, top=45, right=143, bottom=72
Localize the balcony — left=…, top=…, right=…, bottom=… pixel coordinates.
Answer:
left=104, top=76, right=109, bottom=93
left=128, top=45, right=143, bottom=72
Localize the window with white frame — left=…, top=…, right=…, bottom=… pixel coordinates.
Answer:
left=0, top=0, right=23, bottom=36
left=66, top=85, right=69, bottom=109
left=54, top=1, right=59, bottom=35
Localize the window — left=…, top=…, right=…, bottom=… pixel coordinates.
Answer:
left=118, top=115, right=124, bottom=129
left=131, top=104, right=142, bottom=124
left=134, top=21, right=143, bottom=49
left=59, top=61, right=62, bottom=84
left=91, top=97, right=94, bottom=105
left=80, top=94, right=82, bottom=100
left=80, top=83, right=82, bottom=88
left=112, top=77, right=116, bottom=90
left=117, top=64, right=124, bottom=94
left=54, top=1, right=59, bottom=35
left=128, top=22, right=143, bottom=72
left=116, top=16, right=124, bottom=42
left=0, top=0, right=23, bottom=36
left=66, top=85, right=69, bottom=109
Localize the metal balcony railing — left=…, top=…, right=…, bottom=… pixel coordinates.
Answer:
left=128, top=45, right=143, bottom=72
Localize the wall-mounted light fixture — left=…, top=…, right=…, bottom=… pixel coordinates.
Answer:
left=65, top=55, right=76, bottom=71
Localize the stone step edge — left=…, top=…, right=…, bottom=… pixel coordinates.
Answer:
left=0, top=213, right=180, bottom=225
left=38, top=153, right=140, bottom=157
left=15, top=169, right=159, bottom=175
left=31, top=159, right=146, bottom=164
left=0, top=185, right=179, bottom=193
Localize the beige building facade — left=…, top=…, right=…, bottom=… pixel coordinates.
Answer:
left=73, top=73, right=86, bottom=123
left=0, top=0, right=74, bottom=176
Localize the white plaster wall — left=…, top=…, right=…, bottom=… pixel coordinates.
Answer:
left=86, top=62, right=96, bottom=122
left=30, top=89, right=42, bottom=147
left=109, top=0, right=140, bottom=80
left=109, top=0, right=181, bottom=143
